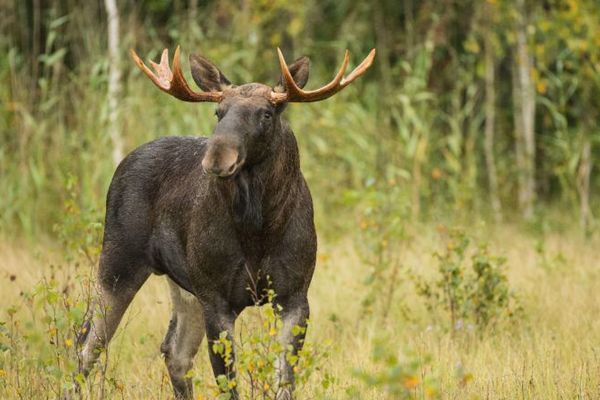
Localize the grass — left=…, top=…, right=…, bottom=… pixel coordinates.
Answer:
left=1, top=222, right=599, bottom=399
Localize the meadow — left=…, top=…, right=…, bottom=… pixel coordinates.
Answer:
left=2, top=1, right=600, bottom=399
left=2, top=221, right=600, bottom=399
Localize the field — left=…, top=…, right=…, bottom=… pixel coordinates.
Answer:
left=2, top=222, right=599, bottom=399
left=3, top=1, right=600, bottom=399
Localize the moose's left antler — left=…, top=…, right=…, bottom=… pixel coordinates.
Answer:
left=130, top=46, right=222, bottom=103
left=271, top=48, right=376, bottom=103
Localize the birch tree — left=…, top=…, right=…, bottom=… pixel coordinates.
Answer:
left=104, top=0, right=123, bottom=166
left=513, top=0, right=536, bottom=220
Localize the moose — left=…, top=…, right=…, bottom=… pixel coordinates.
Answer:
left=77, top=45, right=375, bottom=399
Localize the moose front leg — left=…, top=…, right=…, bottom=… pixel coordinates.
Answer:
left=203, top=304, right=239, bottom=399
left=275, top=297, right=310, bottom=400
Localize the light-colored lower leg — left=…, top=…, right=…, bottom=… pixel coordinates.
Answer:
left=275, top=304, right=309, bottom=400
left=79, top=287, right=133, bottom=375
left=162, top=279, right=205, bottom=400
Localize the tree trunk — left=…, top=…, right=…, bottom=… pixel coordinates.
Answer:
left=577, top=136, right=592, bottom=235
left=189, top=0, right=198, bottom=23
left=104, top=0, right=123, bottom=166
left=483, top=4, right=501, bottom=222
left=511, top=61, right=525, bottom=215
left=32, top=0, right=41, bottom=94
left=373, top=3, right=401, bottom=191
left=514, top=0, right=536, bottom=220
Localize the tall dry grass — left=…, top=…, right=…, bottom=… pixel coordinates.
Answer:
left=1, top=223, right=599, bottom=399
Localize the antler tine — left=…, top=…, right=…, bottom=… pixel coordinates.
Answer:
left=341, top=48, right=376, bottom=87
left=149, top=49, right=173, bottom=86
left=273, top=48, right=376, bottom=103
left=130, top=46, right=222, bottom=103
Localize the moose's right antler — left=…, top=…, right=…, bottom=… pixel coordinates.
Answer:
left=130, top=46, right=222, bottom=103
left=271, top=47, right=376, bottom=103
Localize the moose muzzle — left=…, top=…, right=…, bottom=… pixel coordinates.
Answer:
left=202, top=136, right=244, bottom=178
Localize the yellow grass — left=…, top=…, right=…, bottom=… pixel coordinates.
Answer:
left=1, top=224, right=600, bottom=399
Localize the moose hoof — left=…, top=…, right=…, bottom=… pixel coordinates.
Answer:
left=276, top=387, right=293, bottom=400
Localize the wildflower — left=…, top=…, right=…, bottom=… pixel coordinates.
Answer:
left=425, top=387, right=438, bottom=398
left=65, top=338, right=74, bottom=348
left=460, top=372, right=474, bottom=386
left=403, top=375, right=420, bottom=389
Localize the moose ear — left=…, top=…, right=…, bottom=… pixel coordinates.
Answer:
left=273, top=56, right=310, bottom=93
left=189, top=54, right=232, bottom=92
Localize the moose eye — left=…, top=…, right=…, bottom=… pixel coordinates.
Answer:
left=263, top=111, right=273, bottom=120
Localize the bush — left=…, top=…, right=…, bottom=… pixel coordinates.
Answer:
left=416, top=228, right=520, bottom=333
left=207, top=287, right=330, bottom=399
left=347, top=176, right=411, bottom=320
left=0, top=177, right=110, bottom=399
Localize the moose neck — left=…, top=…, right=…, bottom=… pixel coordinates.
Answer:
left=216, top=119, right=302, bottom=237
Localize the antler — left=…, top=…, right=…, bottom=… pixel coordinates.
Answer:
left=130, top=46, right=222, bottom=103
left=272, top=48, right=376, bottom=103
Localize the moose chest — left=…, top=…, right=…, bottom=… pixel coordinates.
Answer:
left=150, top=183, right=313, bottom=313
left=187, top=213, right=314, bottom=313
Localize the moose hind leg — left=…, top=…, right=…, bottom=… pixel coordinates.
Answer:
left=161, top=279, right=206, bottom=400
left=78, top=247, right=150, bottom=377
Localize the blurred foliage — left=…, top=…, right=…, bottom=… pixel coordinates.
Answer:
left=351, top=338, right=442, bottom=399
left=1, top=0, right=599, bottom=238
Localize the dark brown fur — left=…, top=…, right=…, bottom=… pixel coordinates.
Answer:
left=78, top=57, right=315, bottom=400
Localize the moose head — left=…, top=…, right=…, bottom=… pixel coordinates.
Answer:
left=130, top=46, right=376, bottom=178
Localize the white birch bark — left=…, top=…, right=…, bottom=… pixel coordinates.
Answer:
left=104, top=0, right=123, bottom=166
left=515, top=0, right=536, bottom=220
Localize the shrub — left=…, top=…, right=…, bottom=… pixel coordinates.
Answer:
left=416, top=228, right=520, bottom=333
left=0, top=176, right=109, bottom=399
left=207, top=287, right=330, bottom=399
left=347, top=176, right=411, bottom=319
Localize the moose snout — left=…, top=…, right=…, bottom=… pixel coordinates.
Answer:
left=202, top=141, right=243, bottom=178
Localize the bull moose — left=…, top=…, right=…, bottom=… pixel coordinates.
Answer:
left=77, top=45, right=375, bottom=399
